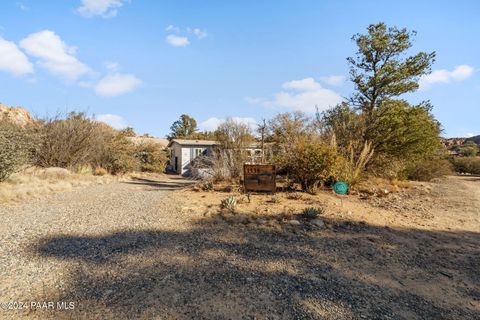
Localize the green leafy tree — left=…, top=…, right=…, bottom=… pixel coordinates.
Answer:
left=348, top=22, right=435, bottom=122
left=456, top=142, right=479, bottom=157
left=318, top=103, right=365, bottom=152
left=368, top=99, right=441, bottom=161
left=341, top=23, right=444, bottom=180
left=189, top=131, right=217, bottom=140
left=169, top=114, right=198, bottom=139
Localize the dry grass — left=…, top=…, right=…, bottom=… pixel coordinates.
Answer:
left=0, top=166, right=117, bottom=203
left=173, top=176, right=466, bottom=233
left=93, top=167, right=108, bottom=176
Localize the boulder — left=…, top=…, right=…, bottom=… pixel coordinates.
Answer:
left=310, top=219, right=325, bottom=228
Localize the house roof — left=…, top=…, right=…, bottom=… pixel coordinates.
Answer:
left=167, top=139, right=220, bottom=147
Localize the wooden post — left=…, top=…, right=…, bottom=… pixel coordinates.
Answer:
left=260, top=119, right=266, bottom=164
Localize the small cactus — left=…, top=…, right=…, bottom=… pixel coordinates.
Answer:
left=201, top=181, right=214, bottom=191
left=301, top=206, right=325, bottom=219
left=221, top=196, right=237, bottom=212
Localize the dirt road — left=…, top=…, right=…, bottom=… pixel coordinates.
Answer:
left=0, top=175, right=478, bottom=319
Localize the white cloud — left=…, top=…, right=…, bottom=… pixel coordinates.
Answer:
left=104, top=61, right=119, bottom=72
left=20, top=30, right=91, bottom=80
left=247, top=77, right=343, bottom=113
left=199, top=117, right=223, bottom=131
left=95, top=73, right=141, bottom=97
left=319, top=75, right=345, bottom=86
left=0, top=37, right=34, bottom=76
left=96, top=114, right=127, bottom=129
left=166, top=34, right=190, bottom=47
left=450, top=65, right=474, bottom=81
left=200, top=117, right=258, bottom=131
left=17, top=2, right=28, bottom=11
left=77, top=0, right=125, bottom=18
left=419, top=65, right=474, bottom=90
left=283, top=77, right=321, bottom=91
left=190, top=28, right=208, bottom=39
left=165, top=26, right=208, bottom=45
left=165, top=25, right=180, bottom=33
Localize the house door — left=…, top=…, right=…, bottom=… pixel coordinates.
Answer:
left=174, top=156, right=178, bottom=172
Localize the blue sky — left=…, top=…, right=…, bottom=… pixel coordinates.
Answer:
left=0, top=0, right=478, bottom=137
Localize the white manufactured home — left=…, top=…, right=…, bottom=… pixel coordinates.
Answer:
left=167, top=139, right=219, bottom=175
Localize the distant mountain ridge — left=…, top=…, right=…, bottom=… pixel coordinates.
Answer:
left=465, top=135, right=480, bottom=145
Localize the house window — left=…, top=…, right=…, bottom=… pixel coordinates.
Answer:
left=194, top=148, right=204, bottom=157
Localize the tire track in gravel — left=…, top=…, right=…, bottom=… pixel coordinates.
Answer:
left=0, top=176, right=193, bottom=315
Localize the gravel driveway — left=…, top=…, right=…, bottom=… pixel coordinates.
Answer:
left=0, top=175, right=478, bottom=319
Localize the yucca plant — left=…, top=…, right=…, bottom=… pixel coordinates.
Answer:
left=221, top=195, right=237, bottom=212
left=201, top=181, right=214, bottom=191
left=301, top=206, right=325, bottom=219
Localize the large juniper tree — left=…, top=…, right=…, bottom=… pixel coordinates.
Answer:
left=319, top=23, right=443, bottom=179
left=347, top=22, right=436, bottom=122
left=169, top=114, right=198, bottom=139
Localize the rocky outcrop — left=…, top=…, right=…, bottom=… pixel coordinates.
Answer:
left=0, top=104, right=36, bottom=127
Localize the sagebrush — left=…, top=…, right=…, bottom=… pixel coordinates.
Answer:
left=0, top=120, right=37, bottom=181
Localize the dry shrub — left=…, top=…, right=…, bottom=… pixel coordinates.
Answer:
left=451, top=157, right=480, bottom=175
left=406, top=159, right=453, bottom=181
left=36, top=112, right=99, bottom=168
left=36, top=113, right=140, bottom=175
left=135, top=142, right=168, bottom=173
left=0, top=120, right=38, bottom=181
left=337, top=140, right=374, bottom=185
left=213, top=118, right=255, bottom=180
left=93, top=167, right=108, bottom=176
left=192, top=149, right=237, bottom=182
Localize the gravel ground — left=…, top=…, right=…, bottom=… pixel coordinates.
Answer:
left=0, top=175, right=478, bottom=319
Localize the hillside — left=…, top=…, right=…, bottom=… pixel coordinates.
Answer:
left=465, top=135, right=480, bottom=145
left=442, top=136, right=480, bottom=148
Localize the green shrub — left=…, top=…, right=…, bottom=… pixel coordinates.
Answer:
left=451, top=157, right=480, bottom=175
left=284, top=139, right=345, bottom=194
left=97, top=131, right=139, bottom=175
left=455, top=143, right=479, bottom=157
left=405, top=159, right=453, bottom=181
left=135, top=142, right=168, bottom=173
left=301, top=206, right=325, bottom=219
left=0, top=120, right=37, bottom=181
